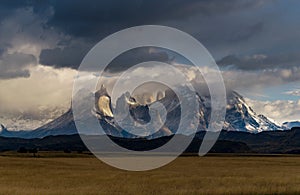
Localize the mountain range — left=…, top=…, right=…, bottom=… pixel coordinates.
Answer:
left=1, top=85, right=295, bottom=139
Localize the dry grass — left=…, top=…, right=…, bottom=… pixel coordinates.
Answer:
left=0, top=153, right=299, bottom=194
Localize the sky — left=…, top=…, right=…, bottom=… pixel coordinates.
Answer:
left=0, top=0, right=300, bottom=129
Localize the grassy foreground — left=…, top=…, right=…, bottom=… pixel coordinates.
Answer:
left=0, top=153, right=299, bottom=194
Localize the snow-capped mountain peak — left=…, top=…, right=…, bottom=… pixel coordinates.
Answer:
left=224, top=91, right=282, bottom=132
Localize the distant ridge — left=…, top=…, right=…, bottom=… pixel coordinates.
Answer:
left=0, top=128, right=299, bottom=154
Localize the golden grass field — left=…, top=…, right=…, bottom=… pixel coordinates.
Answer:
left=0, top=152, right=299, bottom=195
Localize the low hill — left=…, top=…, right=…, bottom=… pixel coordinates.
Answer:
left=0, top=128, right=299, bottom=154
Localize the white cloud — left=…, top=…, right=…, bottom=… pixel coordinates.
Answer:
left=245, top=98, right=300, bottom=124
left=283, top=89, right=300, bottom=96
left=0, top=65, right=77, bottom=115
left=222, top=67, right=300, bottom=92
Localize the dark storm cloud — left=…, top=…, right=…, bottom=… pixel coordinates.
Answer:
left=35, top=0, right=267, bottom=69
left=0, top=0, right=30, bottom=18
left=0, top=4, right=55, bottom=79
left=106, top=47, right=171, bottom=73
left=227, top=22, right=264, bottom=43
left=0, top=52, right=37, bottom=79
left=45, top=0, right=263, bottom=38
left=39, top=42, right=93, bottom=69
left=40, top=45, right=171, bottom=71
left=217, top=52, right=300, bottom=70
left=0, top=0, right=281, bottom=71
